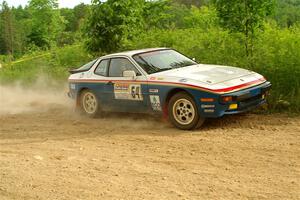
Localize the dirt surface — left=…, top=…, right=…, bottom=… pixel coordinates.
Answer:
left=0, top=93, right=300, bottom=199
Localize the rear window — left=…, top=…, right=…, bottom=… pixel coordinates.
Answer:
left=77, top=59, right=98, bottom=71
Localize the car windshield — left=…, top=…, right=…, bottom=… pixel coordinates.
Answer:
left=132, top=49, right=197, bottom=74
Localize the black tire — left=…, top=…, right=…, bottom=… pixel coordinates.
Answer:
left=79, top=89, right=100, bottom=118
left=168, top=92, right=205, bottom=130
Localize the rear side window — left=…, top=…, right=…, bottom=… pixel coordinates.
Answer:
left=108, top=58, right=139, bottom=77
left=77, top=59, right=97, bottom=71
left=95, top=59, right=109, bottom=76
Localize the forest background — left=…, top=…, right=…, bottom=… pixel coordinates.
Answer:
left=0, top=0, right=299, bottom=112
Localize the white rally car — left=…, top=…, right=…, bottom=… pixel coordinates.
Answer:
left=68, top=48, right=271, bottom=130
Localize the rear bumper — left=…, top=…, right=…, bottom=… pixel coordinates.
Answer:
left=67, top=91, right=76, bottom=99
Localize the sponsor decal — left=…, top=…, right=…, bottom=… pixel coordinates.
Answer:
left=149, top=89, right=159, bottom=93
left=149, top=95, right=162, bottom=111
left=115, top=83, right=129, bottom=90
left=150, top=77, right=163, bottom=81
left=114, top=83, right=143, bottom=101
left=201, top=105, right=215, bottom=108
left=204, top=109, right=215, bottom=113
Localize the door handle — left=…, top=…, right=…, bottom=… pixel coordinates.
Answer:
left=106, top=81, right=114, bottom=85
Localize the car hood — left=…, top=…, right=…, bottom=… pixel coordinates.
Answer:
left=149, top=64, right=266, bottom=93
left=160, top=64, right=255, bottom=84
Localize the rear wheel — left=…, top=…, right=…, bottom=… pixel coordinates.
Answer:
left=168, top=92, right=205, bottom=130
left=79, top=89, right=100, bottom=117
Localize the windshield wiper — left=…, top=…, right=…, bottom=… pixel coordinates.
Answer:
left=155, top=68, right=173, bottom=73
left=171, top=61, right=195, bottom=69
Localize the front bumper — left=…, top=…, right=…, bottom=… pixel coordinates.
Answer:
left=223, top=81, right=271, bottom=114
left=200, top=81, right=271, bottom=118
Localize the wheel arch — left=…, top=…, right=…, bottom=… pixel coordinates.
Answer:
left=163, top=88, right=194, bottom=117
left=76, top=87, right=89, bottom=107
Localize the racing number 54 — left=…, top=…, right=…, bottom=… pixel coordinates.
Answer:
left=131, top=85, right=142, bottom=100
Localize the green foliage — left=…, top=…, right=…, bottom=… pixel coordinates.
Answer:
left=172, top=0, right=209, bottom=7
left=251, top=23, right=300, bottom=111
left=0, top=45, right=91, bottom=84
left=129, top=27, right=247, bottom=66
left=0, top=1, right=90, bottom=57
left=274, top=0, right=300, bottom=27
left=142, top=1, right=213, bottom=30
left=84, top=0, right=145, bottom=54
left=60, top=3, right=89, bottom=32
left=128, top=22, right=300, bottom=112
left=84, top=1, right=219, bottom=53
left=183, top=6, right=218, bottom=29
left=214, top=0, right=274, bottom=32
left=213, top=0, right=275, bottom=56
left=0, top=1, right=17, bottom=55
left=27, top=0, right=65, bottom=49
left=143, top=0, right=174, bottom=30
left=0, top=0, right=300, bottom=113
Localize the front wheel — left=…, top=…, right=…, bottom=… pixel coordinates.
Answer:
left=79, top=89, right=100, bottom=117
left=168, top=92, right=205, bottom=130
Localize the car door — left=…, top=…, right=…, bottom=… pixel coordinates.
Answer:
left=104, top=57, right=149, bottom=113
left=92, top=58, right=113, bottom=107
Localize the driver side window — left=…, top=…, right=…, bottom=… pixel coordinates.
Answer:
left=109, top=58, right=139, bottom=77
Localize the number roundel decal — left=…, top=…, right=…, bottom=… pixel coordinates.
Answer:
left=114, top=83, right=143, bottom=101
left=131, top=85, right=142, bottom=100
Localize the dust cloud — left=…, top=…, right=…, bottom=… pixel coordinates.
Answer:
left=0, top=79, right=71, bottom=116
left=0, top=77, right=166, bottom=129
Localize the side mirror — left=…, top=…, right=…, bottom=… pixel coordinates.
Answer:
left=192, top=58, right=196, bottom=61
left=123, top=70, right=136, bottom=79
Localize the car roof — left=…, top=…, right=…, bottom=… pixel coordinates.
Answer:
left=100, top=47, right=170, bottom=58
